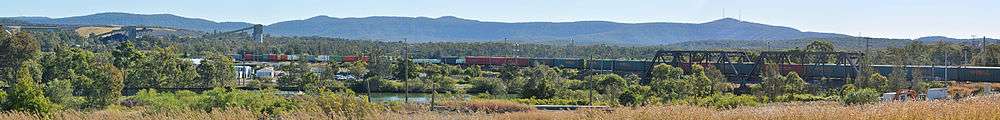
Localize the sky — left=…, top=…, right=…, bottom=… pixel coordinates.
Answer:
left=2, top=0, right=998, bottom=39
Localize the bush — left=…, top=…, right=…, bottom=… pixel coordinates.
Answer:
left=437, top=100, right=534, bottom=113
left=675, top=93, right=760, bottom=109
left=774, top=94, right=832, bottom=102
left=44, top=79, right=86, bottom=110
left=199, top=88, right=297, bottom=115
left=841, top=88, right=880, bottom=105
left=298, top=91, right=382, bottom=119
left=130, top=89, right=204, bottom=113
left=130, top=88, right=298, bottom=115
left=510, top=98, right=588, bottom=105
left=468, top=77, right=507, bottom=94
left=4, top=68, right=57, bottom=114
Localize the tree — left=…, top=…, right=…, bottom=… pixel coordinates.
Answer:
left=784, top=72, right=807, bottom=94
left=3, top=64, right=55, bottom=114
left=887, top=67, right=910, bottom=91
left=348, top=61, right=369, bottom=79
left=973, top=45, right=1000, bottom=66
left=197, top=53, right=236, bottom=87
left=112, top=41, right=145, bottom=70
left=805, top=40, right=835, bottom=52
left=520, top=65, right=559, bottom=99
left=649, top=64, right=690, bottom=100
left=618, top=74, right=650, bottom=106
left=0, top=31, right=41, bottom=84
left=855, top=73, right=889, bottom=91
left=140, top=46, right=198, bottom=87
left=44, top=79, right=84, bottom=109
left=278, top=62, right=311, bottom=87
left=688, top=64, right=726, bottom=97
left=113, top=41, right=147, bottom=88
left=588, top=74, right=626, bottom=95
left=83, top=63, right=124, bottom=108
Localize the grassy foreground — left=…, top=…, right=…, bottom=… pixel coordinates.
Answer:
left=3, top=95, right=1000, bottom=120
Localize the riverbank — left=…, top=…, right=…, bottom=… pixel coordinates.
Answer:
left=5, top=94, right=1000, bottom=120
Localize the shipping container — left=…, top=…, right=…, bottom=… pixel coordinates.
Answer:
left=288, top=55, right=299, bottom=61
left=329, top=55, right=344, bottom=62
left=305, top=55, right=318, bottom=62
left=232, top=54, right=243, bottom=61
left=243, top=54, right=254, bottom=61
left=317, top=55, right=330, bottom=62
left=343, top=56, right=369, bottom=62
left=279, top=55, right=288, bottom=61
left=267, top=54, right=279, bottom=62
left=412, top=59, right=442, bottom=64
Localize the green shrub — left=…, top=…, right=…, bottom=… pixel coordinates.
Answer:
left=437, top=100, right=533, bottom=113
left=298, top=91, right=382, bottom=119
left=675, top=94, right=761, bottom=109
left=510, top=98, right=588, bottom=105
left=774, top=94, right=832, bottom=102
left=130, top=88, right=297, bottom=114
left=44, top=79, right=86, bottom=110
left=131, top=89, right=203, bottom=113
left=841, top=88, right=880, bottom=105
left=199, top=88, right=297, bottom=115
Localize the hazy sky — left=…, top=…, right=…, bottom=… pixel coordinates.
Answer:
left=3, top=0, right=997, bottom=39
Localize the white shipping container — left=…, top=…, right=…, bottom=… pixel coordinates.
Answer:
left=412, top=59, right=441, bottom=64
left=882, top=93, right=896, bottom=101
left=927, top=88, right=948, bottom=100
left=288, top=55, right=299, bottom=61
left=317, top=55, right=330, bottom=62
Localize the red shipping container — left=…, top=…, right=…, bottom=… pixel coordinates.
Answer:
left=344, top=56, right=370, bottom=62
left=268, top=54, right=278, bottom=62
left=243, top=54, right=253, bottom=61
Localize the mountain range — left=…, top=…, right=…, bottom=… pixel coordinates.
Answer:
left=3, top=12, right=986, bottom=46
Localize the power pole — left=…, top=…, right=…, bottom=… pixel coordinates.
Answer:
left=865, top=37, right=871, bottom=53
left=402, top=39, right=410, bottom=103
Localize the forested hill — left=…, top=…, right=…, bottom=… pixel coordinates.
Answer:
left=265, top=16, right=849, bottom=44
left=5, top=12, right=850, bottom=45
left=4, top=12, right=254, bottom=32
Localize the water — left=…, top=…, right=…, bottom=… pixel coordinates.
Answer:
left=365, top=93, right=470, bottom=103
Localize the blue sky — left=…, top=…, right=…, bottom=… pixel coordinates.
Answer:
left=3, top=0, right=997, bottom=39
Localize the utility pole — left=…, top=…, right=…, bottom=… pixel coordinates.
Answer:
left=402, top=39, right=410, bottom=103
left=943, top=39, right=949, bottom=81
left=865, top=37, right=871, bottom=53
left=366, top=43, right=379, bottom=103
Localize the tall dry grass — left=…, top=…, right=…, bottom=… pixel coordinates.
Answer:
left=4, top=95, right=1000, bottom=120
left=372, top=95, right=1000, bottom=120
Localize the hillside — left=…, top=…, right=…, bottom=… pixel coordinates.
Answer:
left=5, top=12, right=854, bottom=45
left=665, top=37, right=914, bottom=50
left=6, top=12, right=254, bottom=32
left=266, top=16, right=850, bottom=45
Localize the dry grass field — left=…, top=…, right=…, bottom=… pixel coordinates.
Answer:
left=3, top=94, right=1000, bottom=120
left=74, top=26, right=119, bottom=37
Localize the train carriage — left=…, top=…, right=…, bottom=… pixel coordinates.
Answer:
left=587, top=59, right=615, bottom=70
left=552, top=58, right=583, bottom=68
left=529, top=58, right=556, bottom=66
left=614, top=60, right=652, bottom=72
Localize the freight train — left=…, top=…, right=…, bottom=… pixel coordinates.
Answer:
left=232, top=55, right=1000, bottom=83
left=421, top=56, right=1000, bottom=83
left=230, top=54, right=368, bottom=62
